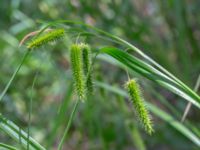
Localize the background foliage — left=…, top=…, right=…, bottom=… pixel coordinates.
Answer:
left=0, top=0, right=200, bottom=149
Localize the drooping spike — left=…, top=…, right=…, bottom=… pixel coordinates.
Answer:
left=27, top=28, right=65, bottom=49
left=125, top=79, right=154, bottom=135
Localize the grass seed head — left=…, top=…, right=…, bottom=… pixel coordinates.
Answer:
left=70, top=44, right=86, bottom=100
left=27, top=28, right=65, bottom=49
left=125, top=79, right=154, bottom=135
left=80, top=43, right=93, bottom=95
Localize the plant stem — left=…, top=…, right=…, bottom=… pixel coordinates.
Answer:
left=0, top=50, right=30, bottom=102
left=0, top=143, right=18, bottom=150
left=27, top=72, right=39, bottom=150
left=181, top=74, right=200, bottom=122
left=57, top=98, right=80, bottom=150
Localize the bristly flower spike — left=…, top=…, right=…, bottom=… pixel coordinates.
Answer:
left=80, top=43, right=93, bottom=95
left=125, top=79, right=154, bottom=135
left=70, top=44, right=85, bottom=100
left=27, top=28, right=65, bottom=49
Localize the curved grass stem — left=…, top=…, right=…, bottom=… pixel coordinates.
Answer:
left=0, top=50, right=30, bottom=102
left=57, top=98, right=80, bottom=150
left=0, top=143, right=18, bottom=150
left=27, top=72, right=39, bottom=150
left=181, top=74, right=200, bottom=122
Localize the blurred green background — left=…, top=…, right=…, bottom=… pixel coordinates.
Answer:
left=0, top=0, right=200, bottom=150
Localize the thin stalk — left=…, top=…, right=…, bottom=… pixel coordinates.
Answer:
left=27, top=72, right=39, bottom=150
left=0, top=143, right=18, bottom=150
left=0, top=50, right=30, bottom=102
left=57, top=98, right=80, bottom=150
left=0, top=114, right=45, bottom=150
left=181, top=74, right=200, bottom=122
left=0, top=27, right=48, bottom=101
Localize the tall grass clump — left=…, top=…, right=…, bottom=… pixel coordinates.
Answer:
left=1, top=19, right=200, bottom=150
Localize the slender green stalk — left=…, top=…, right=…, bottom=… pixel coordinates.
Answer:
left=57, top=98, right=80, bottom=150
left=46, top=82, right=73, bottom=148
left=127, top=122, right=146, bottom=150
left=0, top=50, right=30, bottom=102
left=0, top=114, right=45, bottom=150
left=181, top=74, right=200, bottom=122
left=0, top=143, right=18, bottom=150
left=27, top=72, right=39, bottom=150
left=0, top=27, right=50, bottom=102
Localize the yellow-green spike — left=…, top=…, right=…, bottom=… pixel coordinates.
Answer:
left=70, top=44, right=85, bottom=100
left=27, top=28, right=65, bottom=49
left=125, top=79, right=154, bottom=135
left=80, top=43, right=93, bottom=95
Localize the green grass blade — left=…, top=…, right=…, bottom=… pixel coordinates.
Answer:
left=0, top=143, right=18, bottom=150
left=46, top=82, right=73, bottom=148
left=27, top=72, right=39, bottom=150
left=32, top=20, right=200, bottom=105
left=0, top=114, right=46, bottom=150
left=100, top=47, right=200, bottom=108
left=148, top=103, right=200, bottom=147
left=41, top=20, right=200, bottom=108
left=95, top=81, right=200, bottom=147
left=0, top=50, right=30, bottom=102
left=98, top=53, right=200, bottom=138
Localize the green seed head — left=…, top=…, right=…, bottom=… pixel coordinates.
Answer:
left=125, top=79, right=154, bottom=135
left=80, top=43, right=93, bottom=95
left=27, top=28, right=65, bottom=49
left=70, top=44, right=85, bottom=100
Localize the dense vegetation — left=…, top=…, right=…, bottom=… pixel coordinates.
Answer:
left=0, top=0, right=200, bottom=150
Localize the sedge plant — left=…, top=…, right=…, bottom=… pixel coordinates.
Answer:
left=0, top=20, right=200, bottom=149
